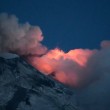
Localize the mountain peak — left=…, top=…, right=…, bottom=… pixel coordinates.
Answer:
left=0, top=52, right=19, bottom=59
left=0, top=54, right=78, bottom=110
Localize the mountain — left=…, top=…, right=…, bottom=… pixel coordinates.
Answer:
left=0, top=53, right=78, bottom=110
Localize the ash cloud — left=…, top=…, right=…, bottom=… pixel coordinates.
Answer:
left=1, top=13, right=110, bottom=88
left=27, top=39, right=110, bottom=88
left=0, top=13, right=47, bottom=55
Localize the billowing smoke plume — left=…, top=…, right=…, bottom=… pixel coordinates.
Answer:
left=1, top=13, right=110, bottom=88
left=0, top=13, right=47, bottom=55
left=27, top=48, right=96, bottom=87
left=26, top=40, right=110, bottom=88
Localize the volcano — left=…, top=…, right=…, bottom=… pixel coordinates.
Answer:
left=0, top=53, right=78, bottom=110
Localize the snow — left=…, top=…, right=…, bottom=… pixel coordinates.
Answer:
left=0, top=56, right=77, bottom=110
left=0, top=52, right=19, bottom=59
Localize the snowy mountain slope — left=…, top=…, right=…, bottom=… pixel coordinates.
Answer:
left=0, top=53, right=78, bottom=110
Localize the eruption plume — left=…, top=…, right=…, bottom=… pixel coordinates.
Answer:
left=1, top=13, right=110, bottom=88
left=0, top=13, right=47, bottom=55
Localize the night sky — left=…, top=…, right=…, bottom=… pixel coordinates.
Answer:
left=1, top=1, right=110, bottom=109
left=0, top=0, right=110, bottom=51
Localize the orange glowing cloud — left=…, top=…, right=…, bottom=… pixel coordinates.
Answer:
left=28, top=48, right=96, bottom=87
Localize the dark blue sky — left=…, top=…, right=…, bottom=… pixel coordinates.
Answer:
left=0, top=0, right=110, bottom=51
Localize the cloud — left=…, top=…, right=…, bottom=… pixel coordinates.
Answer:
left=28, top=41, right=110, bottom=87
left=27, top=48, right=96, bottom=87
left=101, top=40, right=110, bottom=48
left=1, top=13, right=110, bottom=88
left=0, top=13, right=47, bottom=55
